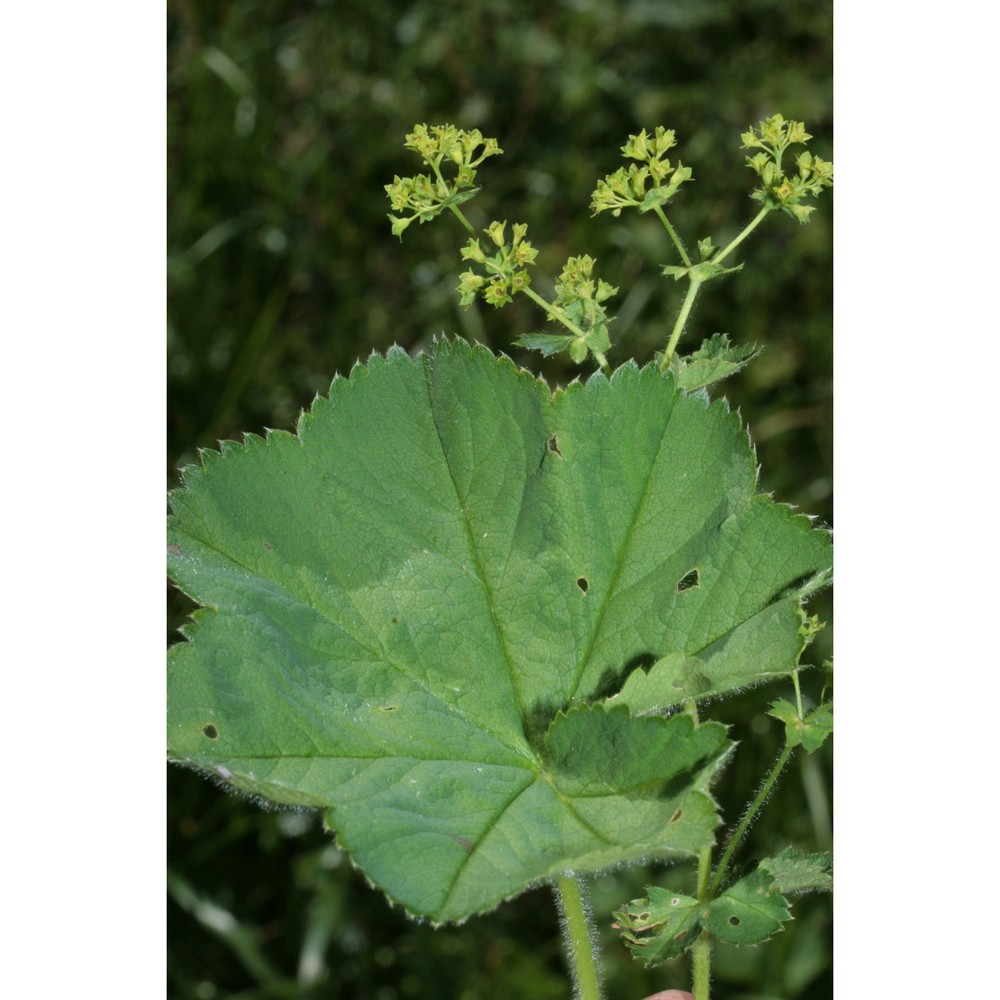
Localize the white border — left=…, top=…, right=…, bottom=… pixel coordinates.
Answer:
left=2, top=5, right=164, bottom=993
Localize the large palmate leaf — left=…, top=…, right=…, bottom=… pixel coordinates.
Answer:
left=167, top=340, right=831, bottom=923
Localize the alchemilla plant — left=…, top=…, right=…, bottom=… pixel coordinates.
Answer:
left=168, top=116, right=833, bottom=1000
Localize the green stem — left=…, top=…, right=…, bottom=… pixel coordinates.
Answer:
left=554, top=875, right=604, bottom=1000
left=652, top=203, right=691, bottom=266
left=696, top=846, right=712, bottom=900
left=691, top=847, right=713, bottom=999
left=710, top=743, right=795, bottom=896
left=659, top=278, right=701, bottom=370
left=692, top=932, right=712, bottom=1000
left=522, top=286, right=587, bottom=339
left=446, top=201, right=478, bottom=237
left=713, top=207, right=770, bottom=265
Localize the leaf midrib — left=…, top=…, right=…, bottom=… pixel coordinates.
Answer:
left=422, top=360, right=531, bottom=748
left=565, top=384, right=680, bottom=703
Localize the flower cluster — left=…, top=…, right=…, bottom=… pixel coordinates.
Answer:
left=553, top=255, right=617, bottom=313
left=457, top=221, right=538, bottom=308
left=384, top=115, right=832, bottom=376
left=403, top=124, right=502, bottom=176
left=550, top=255, right=617, bottom=362
left=385, top=124, right=502, bottom=238
left=742, top=115, right=833, bottom=224
left=514, top=255, right=618, bottom=365
left=589, top=126, right=694, bottom=217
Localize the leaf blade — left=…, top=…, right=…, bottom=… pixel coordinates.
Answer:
left=168, top=340, right=832, bottom=921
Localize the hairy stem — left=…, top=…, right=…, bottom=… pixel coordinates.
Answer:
left=446, top=201, right=478, bottom=237
left=710, top=743, right=795, bottom=895
left=652, top=203, right=691, bottom=266
left=659, top=278, right=701, bottom=370
left=555, top=875, right=604, bottom=1000
left=692, top=931, right=712, bottom=1000
left=691, top=846, right=713, bottom=999
left=591, top=350, right=610, bottom=373
left=713, top=207, right=770, bottom=265
left=522, top=286, right=588, bottom=338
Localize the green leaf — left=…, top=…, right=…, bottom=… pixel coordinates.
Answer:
left=638, top=185, right=678, bottom=212
left=615, top=886, right=703, bottom=965
left=546, top=706, right=727, bottom=798
left=582, top=319, right=611, bottom=357
left=439, top=186, right=481, bottom=211
left=616, top=851, right=824, bottom=964
left=690, top=261, right=744, bottom=282
left=168, top=340, right=831, bottom=923
left=759, top=848, right=832, bottom=894
left=662, top=264, right=689, bottom=282
left=668, top=333, right=762, bottom=392
left=767, top=699, right=833, bottom=752
left=704, top=868, right=791, bottom=945
left=661, top=261, right=744, bottom=284
left=513, top=332, right=575, bottom=357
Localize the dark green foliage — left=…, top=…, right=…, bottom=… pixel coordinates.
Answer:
left=168, top=1, right=831, bottom=996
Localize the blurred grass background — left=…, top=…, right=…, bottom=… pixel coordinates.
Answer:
left=168, top=1, right=832, bottom=997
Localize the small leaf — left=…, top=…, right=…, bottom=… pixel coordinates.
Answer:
left=514, top=332, right=576, bottom=357
left=583, top=320, right=611, bottom=358
left=704, top=869, right=791, bottom=945
left=661, top=262, right=744, bottom=284
left=440, top=186, right=481, bottom=211
left=759, top=848, right=832, bottom=894
left=689, top=261, right=744, bottom=283
left=668, top=333, right=762, bottom=392
left=767, top=698, right=833, bottom=752
left=615, top=886, right=702, bottom=965
left=638, top=185, right=678, bottom=212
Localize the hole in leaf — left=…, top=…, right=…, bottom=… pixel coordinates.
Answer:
left=380, top=705, right=398, bottom=712
left=668, top=807, right=683, bottom=824
left=576, top=577, right=589, bottom=593
left=729, top=915, right=741, bottom=926
left=546, top=434, right=564, bottom=458
left=677, top=569, right=700, bottom=592
left=202, top=724, right=219, bottom=740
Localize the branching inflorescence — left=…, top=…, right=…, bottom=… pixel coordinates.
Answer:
left=386, top=115, right=832, bottom=379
